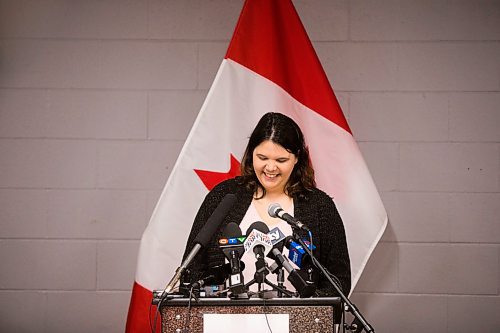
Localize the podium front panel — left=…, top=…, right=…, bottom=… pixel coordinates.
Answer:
left=161, top=297, right=340, bottom=333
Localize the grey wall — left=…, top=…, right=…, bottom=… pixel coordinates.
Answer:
left=0, top=0, right=499, bottom=332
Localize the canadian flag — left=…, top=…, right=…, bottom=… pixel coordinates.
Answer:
left=126, top=0, right=387, bottom=331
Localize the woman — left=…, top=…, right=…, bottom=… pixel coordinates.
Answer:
left=181, top=112, right=351, bottom=296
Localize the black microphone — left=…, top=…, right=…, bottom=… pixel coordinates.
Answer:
left=268, top=203, right=310, bottom=232
left=266, top=226, right=286, bottom=265
left=191, top=262, right=246, bottom=289
left=285, top=236, right=315, bottom=268
left=219, top=222, right=246, bottom=294
left=267, top=228, right=316, bottom=297
left=244, top=222, right=272, bottom=259
left=244, top=222, right=272, bottom=283
left=164, top=193, right=237, bottom=293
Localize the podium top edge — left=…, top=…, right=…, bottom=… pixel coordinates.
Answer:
left=160, top=297, right=341, bottom=307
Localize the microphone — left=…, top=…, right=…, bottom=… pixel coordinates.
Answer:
left=267, top=228, right=316, bottom=297
left=266, top=226, right=286, bottom=264
left=163, top=193, right=237, bottom=294
left=268, top=226, right=287, bottom=247
left=268, top=203, right=310, bottom=232
left=244, top=222, right=272, bottom=283
left=191, top=262, right=246, bottom=289
left=244, top=222, right=273, bottom=258
left=218, top=222, right=246, bottom=294
left=285, top=236, right=316, bottom=268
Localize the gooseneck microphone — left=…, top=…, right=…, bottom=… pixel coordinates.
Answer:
left=163, top=193, right=237, bottom=294
left=268, top=203, right=310, bottom=232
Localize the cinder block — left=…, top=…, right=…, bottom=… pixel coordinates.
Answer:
left=449, top=193, right=500, bottom=243
left=357, top=142, right=399, bottom=191
left=0, top=40, right=101, bottom=89
left=315, top=43, right=400, bottom=91
left=46, top=292, right=99, bottom=332
left=0, top=189, right=48, bottom=238
left=0, top=240, right=96, bottom=290
left=46, top=90, right=148, bottom=139
left=399, top=244, right=498, bottom=294
left=450, top=93, right=500, bottom=142
left=45, top=291, right=131, bottom=332
left=97, top=241, right=140, bottom=290
left=147, top=190, right=163, bottom=223
left=0, top=139, right=97, bottom=188
left=0, top=40, right=198, bottom=90
left=294, top=0, right=348, bottom=41
left=0, top=0, right=148, bottom=39
left=198, top=42, right=230, bottom=89
left=400, top=143, right=499, bottom=192
left=396, top=43, right=500, bottom=91
left=350, top=293, right=447, bottom=332
left=148, top=91, right=206, bottom=140
left=0, top=291, right=47, bottom=331
left=95, top=291, right=132, bottom=333
left=350, top=92, right=448, bottom=142
left=148, top=0, right=242, bottom=40
left=448, top=295, right=500, bottom=332
left=97, top=140, right=182, bottom=190
left=352, top=0, right=500, bottom=41
left=381, top=192, right=450, bottom=242
left=47, top=189, right=148, bottom=239
left=0, top=89, right=48, bottom=137
left=335, top=92, right=349, bottom=119
left=442, top=0, right=500, bottom=40
left=351, top=0, right=446, bottom=41
left=98, top=41, right=198, bottom=90
left=355, top=242, right=398, bottom=293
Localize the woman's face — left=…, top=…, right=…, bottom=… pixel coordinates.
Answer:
left=252, top=140, right=298, bottom=195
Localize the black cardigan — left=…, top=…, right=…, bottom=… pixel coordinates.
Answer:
left=181, top=177, right=351, bottom=296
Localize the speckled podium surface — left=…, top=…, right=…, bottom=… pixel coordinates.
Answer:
left=161, top=297, right=341, bottom=333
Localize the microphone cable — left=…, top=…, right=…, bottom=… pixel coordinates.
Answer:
left=262, top=297, right=274, bottom=333
left=150, top=294, right=161, bottom=333
left=181, top=285, right=197, bottom=333
left=307, top=230, right=315, bottom=269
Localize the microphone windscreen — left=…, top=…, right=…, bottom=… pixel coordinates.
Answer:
left=244, top=223, right=273, bottom=256
left=194, top=194, right=237, bottom=247
left=268, top=203, right=281, bottom=218
left=245, top=221, right=270, bottom=235
left=223, top=222, right=242, bottom=238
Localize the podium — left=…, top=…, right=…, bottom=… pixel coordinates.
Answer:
left=160, top=297, right=341, bottom=333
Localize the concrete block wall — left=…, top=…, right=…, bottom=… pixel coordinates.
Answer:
left=0, top=0, right=498, bottom=332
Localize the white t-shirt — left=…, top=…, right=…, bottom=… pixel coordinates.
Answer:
left=238, top=201, right=294, bottom=294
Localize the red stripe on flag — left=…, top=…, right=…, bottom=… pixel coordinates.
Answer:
left=125, top=282, right=160, bottom=333
left=225, top=0, right=351, bottom=134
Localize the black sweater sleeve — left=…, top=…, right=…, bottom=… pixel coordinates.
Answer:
left=296, top=189, right=351, bottom=297
left=315, top=193, right=351, bottom=296
left=180, top=182, right=230, bottom=284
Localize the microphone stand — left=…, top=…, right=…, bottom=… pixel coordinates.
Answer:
left=245, top=262, right=295, bottom=298
left=245, top=276, right=295, bottom=298
left=292, top=230, right=374, bottom=333
left=276, top=268, right=285, bottom=297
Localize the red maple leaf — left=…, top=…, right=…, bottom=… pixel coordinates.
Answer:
left=194, top=154, right=241, bottom=191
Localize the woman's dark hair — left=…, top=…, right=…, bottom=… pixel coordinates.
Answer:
left=240, top=112, right=316, bottom=198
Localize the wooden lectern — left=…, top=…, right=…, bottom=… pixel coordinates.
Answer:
left=161, top=297, right=341, bottom=333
